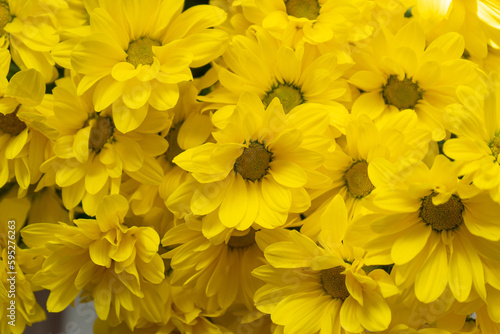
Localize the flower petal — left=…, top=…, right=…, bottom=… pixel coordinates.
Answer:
left=269, top=160, right=307, bottom=188
left=415, top=241, right=448, bottom=303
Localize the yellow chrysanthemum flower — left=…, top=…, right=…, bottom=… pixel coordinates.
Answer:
left=40, top=76, right=170, bottom=216
left=349, top=20, right=479, bottom=140
left=171, top=92, right=332, bottom=230
left=0, top=0, right=61, bottom=82
left=443, top=73, right=500, bottom=204
left=0, top=69, right=54, bottom=195
left=202, top=26, right=349, bottom=132
left=162, top=218, right=263, bottom=314
left=253, top=196, right=398, bottom=333
left=410, top=0, right=500, bottom=60
left=301, top=113, right=431, bottom=239
left=20, top=195, right=167, bottom=330
left=63, top=0, right=228, bottom=133
left=235, top=0, right=375, bottom=46
left=346, top=155, right=500, bottom=304
left=0, top=185, right=45, bottom=334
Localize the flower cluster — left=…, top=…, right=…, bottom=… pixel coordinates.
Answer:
left=1, top=0, right=500, bottom=333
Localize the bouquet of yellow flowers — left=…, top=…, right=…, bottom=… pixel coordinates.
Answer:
left=1, top=0, right=500, bottom=333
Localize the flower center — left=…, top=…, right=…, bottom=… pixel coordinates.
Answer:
left=344, top=160, right=374, bottom=198
left=165, top=123, right=183, bottom=163
left=320, top=266, right=350, bottom=300
left=382, top=75, right=423, bottom=110
left=227, top=228, right=256, bottom=249
left=89, top=116, right=114, bottom=151
left=0, top=107, right=26, bottom=135
left=262, top=83, right=304, bottom=114
left=0, top=1, right=12, bottom=34
left=285, top=0, right=321, bottom=20
left=126, top=37, right=161, bottom=67
left=419, top=193, right=464, bottom=231
left=234, top=142, right=272, bottom=182
left=490, top=136, right=500, bottom=163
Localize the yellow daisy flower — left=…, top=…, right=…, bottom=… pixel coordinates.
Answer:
left=346, top=155, right=500, bottom=304
left=40, top=76, right=170, bottom=216
left=202, top=26, right=349, bottom=131
left=443, top=73, right=500, bottom=203
left=301, top=113, right=431, bottom=239
left=65, top=0, right=228, bottom=133
left=253, top=196, right=398, bottom=333
left=411, top=0, right=500, bottom=60
left=0, top=0, right=61, bottom=82
left=20, top=195, right=166, bottom=329
left=349, top=20, right=479, bottom=140
left=172, top=92, right=332, bottom=230
left=162, top=218, right=263, bottom=314
left=0, top=69, right=54, bottom=195
left=235, top=0, right=375, bottom=46
left=0, top=184, right=45, bottom=334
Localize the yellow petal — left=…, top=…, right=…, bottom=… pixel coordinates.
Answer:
left=349, top=71, right=385, bottom=92
left=391, top=223, right=431, bottom=265
left=14, top=157, right=30, bottom=189
left=5, top=128, right=28, bottom=159
left=177, top=112, right=211, bottom=150
left=5, top=69, right=45, bottom=106
left=73, top=126, right=91, bottom=163
left=339, top=297, right=364, bottom=333
left=174, top=30, right=229, bottom=68
left=56, top=161, right=87, bottom=187
left=89, top=238, right=112, bottom=267
left=114, top=135, right=144, bottom=172
left=122, top=79, right=151, bottom=109
left=90, top=7, right=129, bottom=50
left=111, top=62, right=140, bottom=81
left=71, top=34, right=126, bottom=75
left=190, top=178, right=229, bottom=215
left=112, top=99, right=149, bottom=133
left=269, top=160, right=307, bottom=188
left=61, top=179, right=86, bottom=210
left=264, top=231, right=319, bottom=268
left=148, top=81, right=179, bottom=110
left=164, top=5, right=227, bottom=41
left=85, top=156, right=108, bottom=195
left=219, top=173, right=248, bottom=228
left=351, top=91, right=386, bottom=119
left=93, top=75, right=125, bottom=111
left=415, top=241, right=448, bottom=303
left=46, top=277, right=81, bottom=313
left=395, top=21, right=425, bottom=53
left=356, top=290, right=391, bottom=332
left=95, top=194, right=129, bottom=230
left=125, top=155, right=163, bottom=185
left=272, top=292, right=325, bottom=333
left=448, top=236, right=472, bottom=302
left=261, top=177, right=292, bottom=212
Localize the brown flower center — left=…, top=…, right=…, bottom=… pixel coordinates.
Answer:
left=285, top=0, right=321, bottom=20
left=344, top=160, right=374, bottom=198
left=382, top=75, right=423, bottom=110
left=0, top=107, right=26, bottom=135
left=262, top=83, right=304, bottom=114
left=126, top=37, right=161, bottom=67
left=419, top=193, right=464, bottom=231
left=227, top=229, right=256, bottom=249
left=234, top=142, right=272, bottom=182
left=320, top=266, right=350, bottom=300
left=89, top=116, right=114, bottom=151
